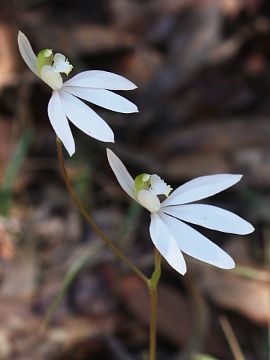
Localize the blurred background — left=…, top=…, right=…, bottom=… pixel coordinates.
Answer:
left=0, top=0, right=269, bottom=359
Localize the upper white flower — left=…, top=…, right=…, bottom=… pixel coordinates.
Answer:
left=107, top=149, right=255, bottom=275
left=18, top=31, right=138, bottom=156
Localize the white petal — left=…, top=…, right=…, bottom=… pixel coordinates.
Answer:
left=64, top=70, right=137, bottom=90
left=162, top=204, right=254, bottom=235
left=138, top=190, right=160, bottom=212
left=150, top=213, right=187, bottom=275
left=62, top=86, right=138, bottom=113
left=47, top=91, right=75, bottom=156
left=163, top=174, right=242, bottom=206
left=106, top=148, right=136, bottom=200
left=159, top=212, right=235, bottom=269
left=58, top=90, right=114, bottom=143
left=18, top=31, right=38, bottom=75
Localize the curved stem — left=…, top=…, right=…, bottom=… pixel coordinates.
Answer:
left=148, top=249, right=161, bottom=360
left=56, top=137, right=148, bottom=284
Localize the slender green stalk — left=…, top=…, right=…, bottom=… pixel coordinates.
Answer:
left=219, top=315, right=245, bottom=360
left=182, top=274, right=207, bottom=359
left=148, top=249, right=161, bottom=360
left=56, top=138, right=148, bottom=284
left=56, top=138, right=163, bottom=358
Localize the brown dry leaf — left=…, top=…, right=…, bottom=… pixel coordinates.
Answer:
left=156, top=118, right=270, bottom=154
left=0, top=297, right=116, bottom=360
left=0, top=226, right=15, bottom=260
left=188, top=237, right=270, bottom=325
left=48, top=316, right=116, bottom=349
left=72, top=25, right=135, bottom=54
left=120, top=275, right=192, bottom=346
left=0, top=217, right=20, bottom=261
left=0, top=25, right=17, bottom=89
left=110, top=0, right=146, bottom=30
left=118, top=46, right=163, bottom=87
left=0, top=244, right=36, bottom=299
left=144, top=117, right=270, bottom=185
left=191, top=261, right=270, bottom=325
left=166, top=153, right=230, bottom=180
left=220, top=0, right=247, bottom=17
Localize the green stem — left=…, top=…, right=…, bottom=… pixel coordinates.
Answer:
left=56, top=138, right=148, bottom=284
left=148, top=249, right=161, bottom=360
left=219, top=316, right=245, bottom=360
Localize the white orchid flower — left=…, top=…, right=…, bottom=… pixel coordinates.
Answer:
left=17, top=31, right=138, bottom=156
left=107, top=149, right=254, bottom=275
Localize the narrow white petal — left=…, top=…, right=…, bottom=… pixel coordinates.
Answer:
left=159, top=212, right=235, bottom=269
left=162, top=204, right=254, bottom=235
left=150, top=213, right=187, bottom=275
left=48, top=91, right=75, bottom=156
left=163, top=174, right=242, bottom=206
left=107, top=148, right=136, bottom=200
left=58, top=90, right=114, bottom=143
left=62, top=86, right=138, bottom=113
left=64, top=70, right=137, bottom=90
left=18, top=31, right=38, bottom=75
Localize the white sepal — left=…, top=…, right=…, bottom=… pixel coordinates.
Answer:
left=159, top=212, right=235, bottom=269
left=64, top=70, right=137, bottom=90
left=163, top=174, right=242, bottom=206
left=106, top=149, right=136, bottom=200
left=59, top=90, right=114, bottom=143
left=47, top=91, right=75, bottom=156
left=150, top=213, right=187, bottom=275
left=18, top=31, right=38, bottom=75
left=62, top=86, right=138, bottom=113
left=162, top=204, right=254, bottom=235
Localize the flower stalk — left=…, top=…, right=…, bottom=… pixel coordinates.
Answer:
left=56, top=137, right=148, bottom=284
left=148, top=249, right=161, bottom=360
left=56, top=137, right=162, bottom=358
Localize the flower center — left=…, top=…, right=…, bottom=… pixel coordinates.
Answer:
left=37, top=49, right=73, bottom=90
left=134, top=173, right=172, bottom=212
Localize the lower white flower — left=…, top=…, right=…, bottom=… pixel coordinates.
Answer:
left=107, top=149, right=254, bottom=275
left=18, top=31, right=138, bottom=156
